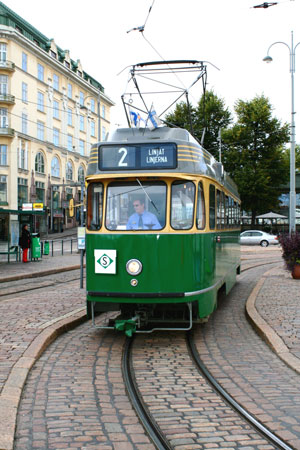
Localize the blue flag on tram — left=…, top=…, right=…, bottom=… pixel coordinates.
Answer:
left=148, top=104, right=162, bottom=130
left=130, top=110, right=146, bottom=128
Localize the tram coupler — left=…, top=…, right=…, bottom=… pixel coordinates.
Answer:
left=114, top=315, right=140, bottom=337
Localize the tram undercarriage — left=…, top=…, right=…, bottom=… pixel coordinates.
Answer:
left=89, top=300, right=209, bottom=337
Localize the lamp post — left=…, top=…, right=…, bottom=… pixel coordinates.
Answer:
left=263, top=31, right=300, bottom=233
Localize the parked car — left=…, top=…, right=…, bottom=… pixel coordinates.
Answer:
left=240, top=230, right=279, bottom=247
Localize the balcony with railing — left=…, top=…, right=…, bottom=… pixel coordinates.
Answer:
left=0, top=126, right=14, bottom=137
left=0, top=61, right=15, bottom=72
left=0, top=94, right=15, bottom=104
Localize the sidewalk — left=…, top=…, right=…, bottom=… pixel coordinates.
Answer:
left=0, top=246, right=299, bottom=450
left=0, top=252, right=82, bottom=282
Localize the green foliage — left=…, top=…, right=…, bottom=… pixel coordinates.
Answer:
left=165, top=93, right=290, bottom=222
left=282, top=144, right=300, bottom=172
left=222, top=96, right=290, bottom=221
left=165, top=90, right=232, bottom=160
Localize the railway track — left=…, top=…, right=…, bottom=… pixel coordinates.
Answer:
left=9, top=254, right=299, bottom=449
left=0, top=268, right=85, bottom=299
left=122, top=336, right=172, bottom=450
left=187, top=331, right=293, bottom=450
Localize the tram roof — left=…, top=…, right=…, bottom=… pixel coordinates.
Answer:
left=87, top=126, right=239, bottom=199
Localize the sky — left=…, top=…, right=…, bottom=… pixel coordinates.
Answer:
left=6, top=0, right=300, bottom=140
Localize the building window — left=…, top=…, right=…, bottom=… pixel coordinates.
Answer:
left=91, top=120, right=95, bottom=137
left=65, top=61, right=70, bottom=69
left=66, top=161, right=73, bottom=181
left=21, top=82, right=27, bottom=102
left=0, top=145, right=7, bottom=165
left=0, top=43, right=7, bottom=62
left=35, top=181, right=45, bottom=203
left=79, top=139, right=84, bottom=156
left=67, top=108, right=72, bottom=126
left=90, top=98, right=95, bottom=113
left=0, top=75, right=8, bottom=95
left=22, top=112, right=28, bottom=134
left=79, top=114, right=84, bottom=131
left=67, top=83, right=72, bottom=98
left=37, top=91, right=44, bottom=112
left=18, top=140, right=28, bottom=170
left=53, top=73, right=59, bottom=90
left=51, top=156, right=60, bottom=177
left=67, top=135, right=73, bottom=151
left=50, top=50, right=57, bottom=59
left=37, top=63, right=44, bottom=81
left=22, top=52, right=27, bottom=71
left=35, top=152, right=45, bottom=173
left=18, top=177, right=28, bottom=207
left=102, top=126, right=106, bottom=141
left=37, top=121, right=44, bottom=141
left=0, top=175, right=7, bottom=202
left=78, top=165, right=85, bottom=182
left=53, top=128, right=59, bottom=146
left=79, top=91, right=84, bottom=106
left=53, top=100, right=59, bottom=119
left=102, top=105, right=105, bottom=119
left=0, top=108, right=8, bottom=128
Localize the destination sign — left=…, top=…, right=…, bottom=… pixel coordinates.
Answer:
left=99, top=143, right=177, bottom=171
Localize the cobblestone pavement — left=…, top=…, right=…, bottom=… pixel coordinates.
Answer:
left=132, top=332, right=276, bottom=450
left=14, top=326, right=154, bottom=450
left=194, top=263, right=300, bottom=449
left=0, top=246, right=299, bottom=449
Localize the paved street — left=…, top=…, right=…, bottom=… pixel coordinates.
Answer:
left=0, top=245, right=299, bottom=449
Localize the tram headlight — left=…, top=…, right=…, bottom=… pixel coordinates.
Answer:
left=126, top=259, right=142, bottom=276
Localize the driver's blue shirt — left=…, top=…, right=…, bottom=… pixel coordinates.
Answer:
left=126, top=211, right=161, bottom=230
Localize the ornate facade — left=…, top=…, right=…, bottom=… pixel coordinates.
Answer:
left=0, top=1, right=114, bottom=238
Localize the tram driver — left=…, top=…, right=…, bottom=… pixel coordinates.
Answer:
left=126, top=199, right=161, bottom=230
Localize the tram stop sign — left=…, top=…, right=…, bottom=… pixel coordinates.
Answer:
left=94, top=249, right=117, bottom=274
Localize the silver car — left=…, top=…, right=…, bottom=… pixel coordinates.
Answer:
left=240, top=230, right=279, bottom=247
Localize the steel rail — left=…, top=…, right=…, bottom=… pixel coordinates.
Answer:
left=187, top=331, right=294, bottom=450
left=122, top=336, right=172, bottom=450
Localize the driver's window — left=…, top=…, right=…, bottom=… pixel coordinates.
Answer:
left=171, top=180, right=195, bottom=230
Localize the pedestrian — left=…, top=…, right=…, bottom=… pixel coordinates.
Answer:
left=19, top=224, right=31, bottom=263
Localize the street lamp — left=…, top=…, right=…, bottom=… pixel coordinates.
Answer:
left=263, top=31, right=300, bottom=233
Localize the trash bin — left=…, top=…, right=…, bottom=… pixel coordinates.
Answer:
left=31, top=234, right=41, bottom=259
left=43, top=240, right=49, bottom=255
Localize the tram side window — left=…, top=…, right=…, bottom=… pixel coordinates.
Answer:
left=171, top=181, right=195, bottom=230
left=225, top=195, right=229, bottom=228
left=196, top=182, right=205, bottom=230
left=87, top=183, right=103, bottom=231
left=217, top=190, right=225, bottom=229
left=209, top=184, right=215, bottom=229
left=236, top=202, right=241, bottom=227
left=229, top=197, right=233, bottom=228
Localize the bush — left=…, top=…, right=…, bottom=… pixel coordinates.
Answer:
left=279, top=232, right=300, bottom=271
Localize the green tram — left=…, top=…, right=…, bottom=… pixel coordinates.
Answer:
left=85, top=126, right=241, bottom=336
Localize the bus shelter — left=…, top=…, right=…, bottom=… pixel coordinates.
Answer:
left=0, top=208, right=47, bottom=262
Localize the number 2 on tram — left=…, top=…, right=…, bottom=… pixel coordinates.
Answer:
left=85, top=126, right=241, bottom=336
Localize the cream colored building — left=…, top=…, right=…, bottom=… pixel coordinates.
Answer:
left=0, top=2, right=114, bottom=240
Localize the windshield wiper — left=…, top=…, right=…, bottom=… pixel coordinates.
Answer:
left=136, top=178, right=159, bottom=213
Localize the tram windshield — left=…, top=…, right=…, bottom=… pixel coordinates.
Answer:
left=106, top=181, right=166, bottom=231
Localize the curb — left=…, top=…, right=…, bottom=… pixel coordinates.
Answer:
left=246, top=265, right=300, bottom=376
left=0, top=308, right=87, bottom=450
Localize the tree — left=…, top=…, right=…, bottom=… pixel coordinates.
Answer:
left=222, top=95, right=290, bottom=224
left=165, top=90, right=232, bottom=160
left=282, top=144, right=300, bottom=172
